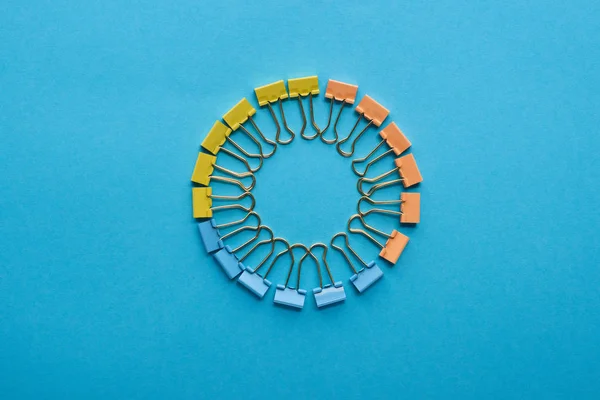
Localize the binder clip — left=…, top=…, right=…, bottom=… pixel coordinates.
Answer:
left=254, top=80, right=293, bottom=145
left=202, top=120, right=264, bottom=173
left=287, top=76, right=321, bottom=140
left=196, top=208, right=258, bottom=253
left=331, top=232, right=383, bottom=293
left=201, top=120, right=257, bottom=174
left=212, top=212, right=261, bottom=279
left=196, top=219, right=222, bottom=253
left=236, top=228, right=277, bottom=298
left=336, top=95, right=390, bottom=157
left=351, top=122, right=412, bottom=177
left=238, top=238, right=291, bottom=299
left=357, top=192, right=421, bottom=224
left=357, top=153, right=423, bottom=197
left=192, top=187, right=255, bottom=219
left=320, top=79, right=359, bottom=144
left=223, top=98, right=277, bottom=160
left=395, top=153, right=423, bottom=188
left=190, top=151, right=256, bottom=191
left=309, top=243, right=346, bottom=308
left=348, top=214, right=409, bottom=265
left=273, top=244, right=310, bottom=309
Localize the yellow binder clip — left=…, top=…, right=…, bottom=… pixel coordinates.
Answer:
left=351, top=122, right=412, bottom=177
left=223, top=98, right=277, bottom=160
left=190, top=152, right=256, bottom=191
left=201, top=120, right=263, bottom=173
left=336, top=95, right=390, bottom=158
left=287, top=76, right=321, bottom=140
left=347, top=214, right=409, bottom=265
left=192, top=187, right=255, bottom=219
left=201, top=120, right=232, bottom=155
left=254, top=80, right=293, bottom=145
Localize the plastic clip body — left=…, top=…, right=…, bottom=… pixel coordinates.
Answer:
left=255, top=80, right=288, bottom=106
left=201, top=121, right=232, bottom=155
left=237, top=265, right=272, bottom=298
left=313, top=282, right=346, bottom=308
left=396, top=154, right=423, bottom=188
left=288, top=76, right=319, bottom=98
left=213, top=245, right=243, bottom=279
left=190, top=153, right=216, bottom=186
left=325, top=80, right=358, bottom=104
left=274, top=284, right=307, bottom=309
left=223, top=98, right=256, bottom=131
left=350, top=261, right=384, bottom=293
left=356, top=95, right=390, bottom=127
left=381, top=122, right=411, bottom=155
left=197, top=219, right=223, bottom=253
left=192, top=187, right=213, bottom=218
left=379, top=230, right=409, bottom=264
left=401, top=192, right=420, bottom=224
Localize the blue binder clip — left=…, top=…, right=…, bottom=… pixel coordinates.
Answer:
left=238, top=236, right=283, bottom=299
left=235, top=228, right=280, bottom=299
left=274, top=285, right=307, bottom=309
left=238, top=267, right=272, bottom=298
left=212, top=212, right=262, bottom=279
left=331, top=232, right=383, bottom=293
left=197, top=219, right=223, bottom=253
left=196, top=202, right=261, bottom=254
left=273, top=244, right=310, bottom=309
left=213, top=245, right=241, bottom=279
left=349, top=260, right=383, bottom=293
left=309, top=243, right=346, bottom=308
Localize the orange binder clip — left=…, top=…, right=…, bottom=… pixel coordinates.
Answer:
left=190, top=152, right=256, bottom=191
left=288, top=76, right=321, bottom=140
left=395, top=153, right=423, bottom=188
left=400, top=193, right=420, bottom=224
left=254, top=80, right=294, bottom=145
left=347, top=214, right=409, bottom=264
left=320, top=79, right=359, bottom=144
left=336, top=95, right=389, bottom=157
left=357, top=153, right=423, bottom=196
left=351, top=122, right=411, bottom=177
left=357, top=193, right=420, bottom=224
left=223, top=98, right=277, bottom=160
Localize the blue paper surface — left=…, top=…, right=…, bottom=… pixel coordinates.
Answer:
left=2, top=0, right=600, bottom=398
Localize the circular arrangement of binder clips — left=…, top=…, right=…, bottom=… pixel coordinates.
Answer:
left=192, top=76, right=423, bottom=310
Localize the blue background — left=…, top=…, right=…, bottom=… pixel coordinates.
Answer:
left=2, top=0, right=600, bottom=398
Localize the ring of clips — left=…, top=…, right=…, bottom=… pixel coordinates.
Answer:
left=191, top=75, right=423, bottom=311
